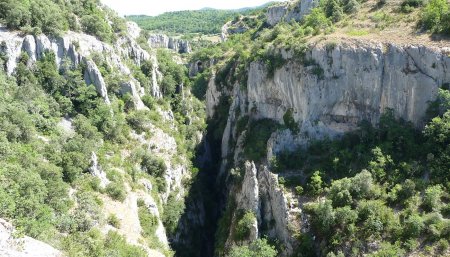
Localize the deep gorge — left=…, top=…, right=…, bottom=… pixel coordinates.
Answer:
left=0, top=0, right=450, bottom=256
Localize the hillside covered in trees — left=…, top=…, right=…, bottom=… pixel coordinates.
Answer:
left=126, top=5, right=272, bottom=35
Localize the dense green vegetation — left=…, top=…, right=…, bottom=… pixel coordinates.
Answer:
left=229, top=238, right=278, bottom=257
left=127, top=5, right=269, bottom=35
left=0, top=4, right=206, bottom=255
left=243, top=119, right=281, bottom=161
left=265, top=90, right=450, bottom=256
left=420, top=0, right=450, bottom=34
left=186, top=0, right=450, bottom=254
left=234, top=211, right=257, bottom=241
left=0, top=52, right=152, bottom=255
left=0, top=0, right=126, bottom=41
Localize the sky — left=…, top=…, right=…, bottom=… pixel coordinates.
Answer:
left=100, top=0, right=285, bottom=16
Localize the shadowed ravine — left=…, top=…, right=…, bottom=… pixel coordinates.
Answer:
left=170, top=119, right=227, bottom=257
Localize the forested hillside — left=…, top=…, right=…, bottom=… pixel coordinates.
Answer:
left=126, top=5, right=270, bottom=35
left=0, top=0, right=207, bottom=256
left=0, top=0, right=128, bottom=42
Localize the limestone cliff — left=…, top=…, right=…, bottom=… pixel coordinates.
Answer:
left=0, top=219, right=62, bottom=257
left=148, top=34, right=191, bottom=54
left=266, top=0, right=319, bottom=26
left=0, top=22, right=163, bottom=107
left=0, top=19, right=200, bottom=257
left=210, top=39, right=450, bottom=256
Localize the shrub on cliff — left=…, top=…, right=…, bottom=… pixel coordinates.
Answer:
left=105, top=182, right=126, bottom=202
left=138, top=203, right=159, bottom=237
left=229, top=238, right=277, bottom=257
left=234, top=211, right=256, bottom=241
left=243, top=119, right=280, bottom=162
left=421, top=0, right=450, bottom=34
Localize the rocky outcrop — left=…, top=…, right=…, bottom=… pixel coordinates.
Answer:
left=84, top=60, right=111, bottom=104
left=221, top=19, right=249, bottom=42
left=120, top=79, right=147, bottom=110
left=0, top=219, right=62, bottom=257
left=257, top=166, right=295, bottom=255
left=205, top=75, right=222, bottom=118
left=89, top=152, right=110, bottom=188
left=212, top=40, right=450, bottom=256
left=148, top=34, right=191, bottom=54
left=236, top=162, right=260, bottom=217
left=150, top=53, right=163, bottom=98
left=266, top=0, right=319, bottom=26
left=0, top=22, right=164, bottom=106
left=222, top=161, right=296, bottom=256
left=246, top=41, right=449, bottom=145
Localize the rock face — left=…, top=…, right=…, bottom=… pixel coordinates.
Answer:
left=89, top=152, right=110, bottom=188
left=84, top=60, right=111, bottom=104
left=148, top=34, right=191, bottom=54
left=0, top=219, right=62, bottom=257
left=246, top=41, right=450, bottom=143
left=120, top=79, right=147, bottom=110
left=266, top=0, right=319, bottom=26
left=0, top=22, right=164, bottom=106
left=213, top=40, right=450, bottom=256
left=221, top=19, right=250, bottom=42
left=206, top=76, right=222, bottom=118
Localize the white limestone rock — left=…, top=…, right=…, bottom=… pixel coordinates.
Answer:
left=213, top=40, right=450, bottom=257
left=205, top=76, right=221, bottom=118
left=120, top=79, right=147, bottom=110
left=0, top=219, right=62, bottom=257
left=89, top=152, right=110, bottom=188
left=84, top=60, right=111, bottom=104
left=246, top=42, right=449, bottom=149
left=148, top=34, right=191, bottom=53
left=266, top=0, right=319, bottom=26
left=0, top=26, right=166, bottom=105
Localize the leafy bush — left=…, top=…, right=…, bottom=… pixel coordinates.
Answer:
left=229, top=238, right=278, bottom=257
left=0, top=0, right=120, bottom=41
left=138, top=205, right=159, bottom=237
left=140, top=153, right=167, bottom=178
left=157, top=49, right=188, bottom=97
left=422, top=185, right=443, bottom=212
left=162, top=192, right=185, bottom=236
left=303, top=8, right=333, bottom=34
left=141, top=95, right=156, bottom=109
left=263, top=52, right=286, bottom=78
left=401, top=0, right=424, bottom=12
left=104, top=231, right=147, bottom=257
left=62, top=229, right=147, bottom=257
left=243, top=119, right=280, bottom=161
left=234, top=211, right=256, bottom=241
left=107, top=214, right=121, bottom=228
left=421, top=0, right=450, bottom=34
left=307, top=171, right=324, bottom=196
left=236, top=115, right=250, bottom=135
left=105, top=182, right=126, bottom=202
left=283, top=108, right=299, bottom=134
left=191, top=72, right=210, bottom=100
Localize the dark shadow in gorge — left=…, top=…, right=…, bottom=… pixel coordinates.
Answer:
left=170, top=96, right=232, bottom=257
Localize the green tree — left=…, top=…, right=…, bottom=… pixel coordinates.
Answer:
left=234, top=211, right=256, bottom=241
left=308, top=171, right=324, bottom=196
left=421, top=0, right=450, bottom=34
left=229, top=238, right=277, bottom=257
